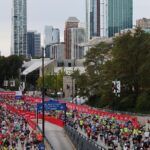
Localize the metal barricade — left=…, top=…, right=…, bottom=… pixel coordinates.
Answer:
left=64, top=125, right=107, bottom=150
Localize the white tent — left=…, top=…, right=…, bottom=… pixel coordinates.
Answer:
left=22, top=59, right=54, bottom=75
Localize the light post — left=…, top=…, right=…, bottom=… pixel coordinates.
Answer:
left=56, top=73, right=58, bottom=100
left=42, top=47, right=45, bottom=143
left=72, top=59, right=75, bottom=101
left=53, top=72, right=58, bottom=100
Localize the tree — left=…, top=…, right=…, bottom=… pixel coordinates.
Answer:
left=102, top=28, right=150, bottom=111
left=71, top=70, right=89, bottom=97
left=36, top=70, right=65, bottom=96
left=111, top=28, right=150, bottom=99
left=84, top=42, right=112, bottom=97
left=73, top=28, right=150, bottom=112
left=0, top=55, right=23, bottom=87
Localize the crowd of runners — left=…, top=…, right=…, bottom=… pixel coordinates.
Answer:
left=0, top=96, right=150, bottom=150
left=65, top=110, right=150, bottom=150
left=0, top=99, right=44, bottom=150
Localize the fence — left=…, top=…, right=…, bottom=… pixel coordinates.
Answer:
left=64, top=125, right=106, bottom=150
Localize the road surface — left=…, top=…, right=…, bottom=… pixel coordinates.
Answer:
left=38, top=122, right=75, bottom=150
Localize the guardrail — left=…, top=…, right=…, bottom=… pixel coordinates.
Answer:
left=64, top=125, right=106, bottom=150
left=37, top=125, right=55, bottom=150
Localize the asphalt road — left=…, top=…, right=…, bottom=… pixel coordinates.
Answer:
left=39, top=122, right=75, bottom=150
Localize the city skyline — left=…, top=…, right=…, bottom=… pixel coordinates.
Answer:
left=0, top=0, right=150, bottom=56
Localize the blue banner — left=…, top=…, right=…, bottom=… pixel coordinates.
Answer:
left=15, top=96, right=22, bottom=100
left=37, top=102, right=66, bottom=111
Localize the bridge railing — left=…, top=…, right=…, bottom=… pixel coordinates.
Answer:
left=64, top=125, right=106, bottom=150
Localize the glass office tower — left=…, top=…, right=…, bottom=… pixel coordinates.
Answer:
left=11, top=0, right=27, bottom=56
left=86, top=0, right=108, bottom=40
left=27, top=31, right=41, bottom=58
left=108, top=0, right=133, bottom=37
left=86, top=0, right=133, bottom=39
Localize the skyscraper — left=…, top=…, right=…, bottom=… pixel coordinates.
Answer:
left=44, top=26, right=60, bottom=46
left=86, top=0, right=133, bottom=39
left=71, top=28, right=86, bottom=59
left=136, top=18, right=150, bottom=33
left=27, top=31, right=41, bottom=58
left=44, top=26, right=60, bottom=58
left=11, top=0, right=27, bottom=56
left=64, top=17, right=79, bottom=59
left=136, top=18, right=150, bottom=28
left=86, top=0, right=108, bottom=40
left=108, top=0, right=133, bottom=37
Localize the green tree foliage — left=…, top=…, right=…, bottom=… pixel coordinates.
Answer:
left=0, top=55, right=23, bottom=87
left=75, top=28, right=150, bottom=112
left=36, top=70, right=65, bottom=95
left=71, top=70, right=89, bottom=96
left=84, top=42, right=112, bottom=97
left=110, top=28, right=150, bottom=111
left=135, top=92, right=150, bottom=113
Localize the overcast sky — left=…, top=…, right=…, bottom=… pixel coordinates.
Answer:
left=0, top=0, right=150, bottom=56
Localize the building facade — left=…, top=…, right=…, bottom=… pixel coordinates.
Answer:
left=44, top=26, right=60, bottom=46
left=11, top=0, right=27, bottom=56
left=86, top=0, right=133, bottom=39
left=50, top=42, right=65, bottom=61
left=71, top=28, right=86, bottom=59
left=64, top=17, right=79, bottom=59
left=108, top=0, right=133, bottom=37
left=86, top=0, right=108, bottom=40
left=136, top=18, right=150, bottom=33
left=27, top=31, right=41, bottom=58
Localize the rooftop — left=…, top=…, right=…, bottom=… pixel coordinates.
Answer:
left=66, top=17, right=79, bottom=23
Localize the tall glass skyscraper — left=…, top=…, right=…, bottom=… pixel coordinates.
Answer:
left=86, top=0, right=133, bottom=39
left=108, top=0, right=133, bottom=37
left=44, top=26, right=60, bottom=46
left=71, top=28, right=86, bottom=59
left=27, top=31, right=41, bottom=58
left=11, top=0, right=27, bottom=56
left=86, top=0, right=108, bottom=40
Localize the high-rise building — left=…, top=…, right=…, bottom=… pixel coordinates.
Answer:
left=50, top=42, right=65, bottom=60
left=108, top=0, right=133, bottom=37
left=27, top=31, right=41, bottom=58
left=11, top=0, right=27, bottom=56
left=44, top=26, right=60, bottom=46
left=136, top=18, right=150, bottom=29
left=136, top=18, right=150, bottom=33
left=64, top=17, right=79, bottom=59
left=86, top=0, right=133, bottom=39
left=71, top=28, right=86, bottom=59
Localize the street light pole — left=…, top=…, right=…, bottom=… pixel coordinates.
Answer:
left=72, top=59, right=75, bottom=101
left=42, top=47, right=45, bottom=143
left=56, top=74, right=58, bottom=100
